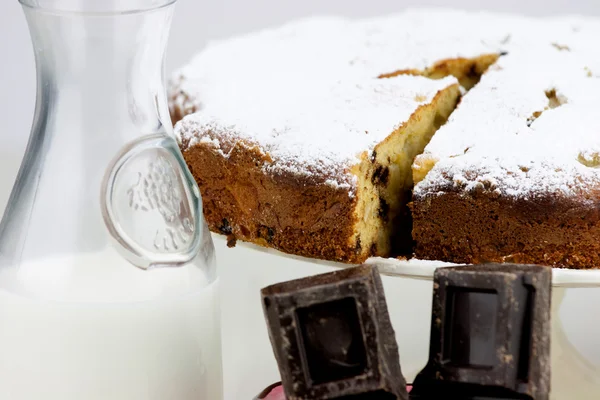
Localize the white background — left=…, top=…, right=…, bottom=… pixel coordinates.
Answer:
left=2, top=1, right=600, bottom=399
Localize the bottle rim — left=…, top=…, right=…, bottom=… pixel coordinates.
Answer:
left=19, top=0, right=176, bottom=15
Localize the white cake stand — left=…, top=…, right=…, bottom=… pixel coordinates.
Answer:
left=216, top=235, right=600, bottom=400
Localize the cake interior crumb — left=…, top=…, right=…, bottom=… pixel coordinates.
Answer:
left=352, top=55, right=500, bottom=258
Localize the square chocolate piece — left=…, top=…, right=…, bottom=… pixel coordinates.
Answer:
left=411, top=264, right=552, bottom=400
left=261, top=265, right=407, bottom=400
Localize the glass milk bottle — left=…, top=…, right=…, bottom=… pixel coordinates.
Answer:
left=0, top=1, right=222, bottom=399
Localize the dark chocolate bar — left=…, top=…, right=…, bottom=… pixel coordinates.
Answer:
left=410, top=264, right=552, bottom=400
left=261, top=265, right=407, bottom=400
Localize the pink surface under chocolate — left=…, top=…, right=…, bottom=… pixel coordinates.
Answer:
left=261, top=384, right=285, bottom=400
left=258, top=383, right=413, bottom=399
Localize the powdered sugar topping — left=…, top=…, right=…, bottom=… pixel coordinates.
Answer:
left=415, top=34, right=600, bottom=199
left=177, top=76, right=457, bottom=190
left=171, top=8, right=600, bottom=196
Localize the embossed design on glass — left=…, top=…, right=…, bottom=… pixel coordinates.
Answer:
left=102, top=135, right=202, bottom=270
left=131, top=157, right=193, bottom=250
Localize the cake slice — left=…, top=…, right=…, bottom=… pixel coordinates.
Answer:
left=412, top=38, right=600, bottom=269
left=176, top=76, right=460, bottom=262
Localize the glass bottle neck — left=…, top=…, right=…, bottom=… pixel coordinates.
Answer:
left=19, top=0, right=176, bottom=14
left=24, top=5, right=174, bottom=138
left=0, top=4, right=178, bottom=262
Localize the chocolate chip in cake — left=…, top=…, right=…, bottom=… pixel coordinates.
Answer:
left=258, top=225, right=275, bottom=243
left=261, top=265, right=408, bottom=400
left=219, top=218, right=232, bottom=235
left=378, top=198, right=390, bottom=221
left=226, top=234, right=237, bottom=248
left=370, top=242, right=378, bottom=256
left=467, top=63, right=479, bottom=79
left=355, top=238, right=362, bottom=255
left=410, top=264, right=551, bottom=400
left=372, top=165, right=390, bottom=186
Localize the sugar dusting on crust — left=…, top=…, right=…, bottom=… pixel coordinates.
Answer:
left=176, top=76, right=457, bottom=192
left=171, top=8, right=600, bottom=197
left=415, top=31, right=600, bottom=200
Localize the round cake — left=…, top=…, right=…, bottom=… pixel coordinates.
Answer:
left=169, top=8, right=600, bottom=269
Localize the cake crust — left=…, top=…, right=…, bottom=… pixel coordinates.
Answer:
left=412, top=189, right=600, bottom=269
left=182, top=134, right=363, bottom=262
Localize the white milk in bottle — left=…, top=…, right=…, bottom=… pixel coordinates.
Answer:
left=0, top=249, right=222, bottom=400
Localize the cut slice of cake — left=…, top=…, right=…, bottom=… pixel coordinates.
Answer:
left=412, top=38, right=600, bottom=269
left=177, top=76, right=460, bottom=262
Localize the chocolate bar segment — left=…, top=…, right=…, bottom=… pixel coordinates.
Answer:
left=411, top=264, right=552, bottom=400
left=296, top=297, right=368, bottom=384
left=261, top=265, right=407, bottom=400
